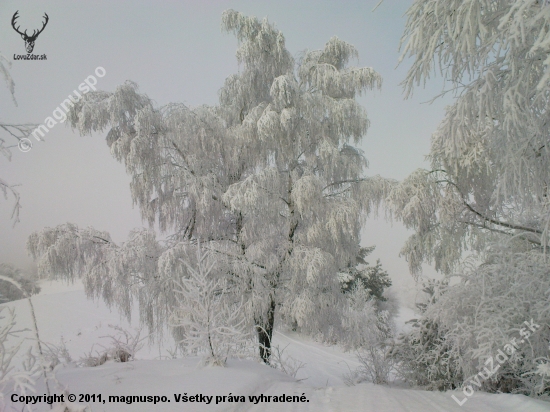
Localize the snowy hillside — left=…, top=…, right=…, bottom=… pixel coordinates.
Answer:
left=2, top=281, right=548, bottom=412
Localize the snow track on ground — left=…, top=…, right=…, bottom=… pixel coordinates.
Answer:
left=273, top=330, right=361, bottom=387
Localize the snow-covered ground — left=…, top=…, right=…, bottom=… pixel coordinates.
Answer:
left=2, top=281, right=549, bottom=411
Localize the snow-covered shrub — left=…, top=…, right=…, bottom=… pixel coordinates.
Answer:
left=0, top=263, right=40, bottom=303
left=0, top=307, right=36, bottom=409
left=42, top=338, right=73, bottom=370
left=100, top=325, right=145, bottom=363
left=391, top=316, right=463, bottom=390
left=77, top=347, right=109, bottom=368
left=269, top=344, right=306, bottom=379
left=347, top=345, right=396, bottom=385
left=356, top=309, right=395, bottom=385
left=77, top=326, right=145, bottom=367
left=423, top=248, right=550, bottom=397
left=389, top=280, right=463, bottom=391
left=169, top=244, right=251, bottom=366
left=532, top=359, right=550, bottom=395
left=391, top=251, right=550, bottom=397
left=341, top=298, right=395, bottom=385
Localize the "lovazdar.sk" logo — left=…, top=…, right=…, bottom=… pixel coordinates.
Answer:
left=11, top=11, right=48, bottom=60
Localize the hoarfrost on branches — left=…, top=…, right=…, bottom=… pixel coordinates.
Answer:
left=392, top=0, right=550, bottom=274
left=0, top=51, right=38, bottom=225
left=388, top=1, right=550, bottom=396
left=0, top=307, right=36, bottom=409
left=28, top=10, right=394, bottom=362
left=169, top=242, right=251, bottom=366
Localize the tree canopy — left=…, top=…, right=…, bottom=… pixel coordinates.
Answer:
left=28, top=10, right=393, bottom=362
left=388, top=0, right=550, bottom=396
left=391, top=0, right=550, bottom=275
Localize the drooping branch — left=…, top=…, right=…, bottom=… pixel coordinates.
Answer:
left=0, top=178, right=21, bottom=225
left=322, top=177, right=369, bottom=191
left=0, top=123, right=39, bottom=143
left=460, top=220, right=541, bottom=246
left=462, top=201, right=543, bottom=236
left=436, top=177, right=543, bottom=236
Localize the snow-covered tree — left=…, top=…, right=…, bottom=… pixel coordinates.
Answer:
left=27, top=10, right=393, bottom=363
left=338, top=246, right=392, bottom=301
left=387, top=0, right=550, bottom=396
left=392, top=0, right=550, bottom=274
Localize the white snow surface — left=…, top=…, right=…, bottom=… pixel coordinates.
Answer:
left=2, top=280, right=549, bottom=411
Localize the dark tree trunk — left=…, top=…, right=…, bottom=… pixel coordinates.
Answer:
left=256, top=294, right=276, bottom=364
left=255, top=173, right=296, bottom=364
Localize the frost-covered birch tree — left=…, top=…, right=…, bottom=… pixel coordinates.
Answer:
left=27, top=10, right=392, bottom=363
left=388, top=0, right=550, bottom=396
left=392, top=0, right=550, bottom=274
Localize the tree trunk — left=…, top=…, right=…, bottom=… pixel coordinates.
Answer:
left=256, top=294, right=276, bottom=364
left=256, top=172, right=296, bottom=364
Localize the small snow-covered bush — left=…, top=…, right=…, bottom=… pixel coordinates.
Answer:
left=342, top=301, right=395, bottom=385
left=0, top=307, right=36, bottom=409
left=391, top=251, right=550, bottom=397
left=77, top=325, right=145, bottom=367
left=344, top=344, right=395, bottom=386
left=169, top=243, right=251, bottom=366
left=269, top=344, right=306, bottom=379
left=100, top=325, right=145, bottom=363
left=42, top=338, right=73, bottom=370
left=532, top=360, right=550, bottom=395
left=390, top=315, right=463, bottom=390
left=78, top=347, right=109, bottom=368
left=389, top=280, right=463, bottom=391
left=344, top=345, right=395, bottom=386
left=356, top=328, right=395, bottom=384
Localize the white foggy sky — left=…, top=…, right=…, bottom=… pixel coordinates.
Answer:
left=0, top=0, right=450, bottom=306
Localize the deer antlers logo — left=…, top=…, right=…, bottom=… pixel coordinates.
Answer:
left=11, top=11, right=49, bottom=54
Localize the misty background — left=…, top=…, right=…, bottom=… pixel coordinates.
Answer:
left=0, top=0, right=450, bottom=308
